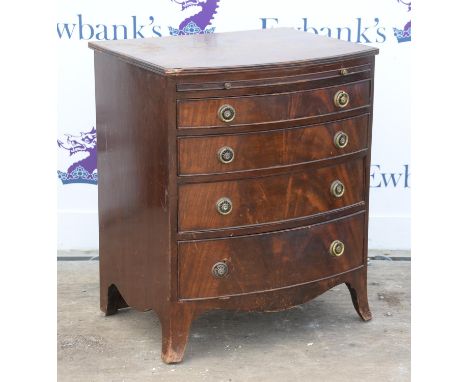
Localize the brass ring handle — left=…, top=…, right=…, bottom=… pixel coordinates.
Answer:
left=212, top=261, right=229, bottom=278
left=216, top=197, right=233, bottom=215
left=329, top=240, right=345, bottom=257
left=330, top=180, right=345, bottom=198
left=218, top=146, right=235, bottom=164
left=334, top=131, right=349, bottom=149
left=334, top=90, right=350, bottom=108
left=340, top=68, right=349, bottom=76
left=218, top=104, right=236, bottom=123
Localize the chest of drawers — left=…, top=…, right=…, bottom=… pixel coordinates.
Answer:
left=89, top=28, right=378, bottom=364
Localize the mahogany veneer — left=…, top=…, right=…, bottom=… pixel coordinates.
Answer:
left=177, top=81, right=370, bottom=128
left=178, top=114, right=369, bottom=175
left=89, top=28, right=378, bottom=364
left=178, top=159, right=365, bottom=232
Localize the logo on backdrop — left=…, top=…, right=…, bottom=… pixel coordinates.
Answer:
left=259, top=0, right=412, bottom=44
left=370, top=164, right=410, bottom=188
left=56, top=0, right=221, bottom=40
left=56, top=1, right=222, bottom=185
left=56, top=1, right=410, bottom=186
left=169, top=0, right=219, bottom=35
left=396, top=0, right=411, bottom=11
left=56, top=0, right=411, bottom=44
left=57, top=127, right=98, bottom=185
left=393, top=0, right=411, bottom=43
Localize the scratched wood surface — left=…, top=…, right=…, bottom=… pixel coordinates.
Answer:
left=89, top=28, right=378, bottom=74
left=90, top=29, right=377, bottom=363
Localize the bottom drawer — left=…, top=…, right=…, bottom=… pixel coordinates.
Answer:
left=178, top=212, right=365, bottom=300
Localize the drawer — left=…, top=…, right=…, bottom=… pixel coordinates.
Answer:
left=177, top=80, right=370, bottom=129
left=178, top=212, right=365, bottom=300
left=178, top=115, right=369, bottom=175
left=178, top=158, right=364, bottom=232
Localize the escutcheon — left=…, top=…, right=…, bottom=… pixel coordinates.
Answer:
left=329, top=240, right=345, bottom=257
left=212, top=261, right=229, bottom=278
left=218, top=104, right=236, bottom=123
left=216, top=197, right=233, bottom=215
left=334, top=90, right=350, bottom=108
left=330, top=180, right=345, bottom=198
left=334, top=131, right=349, bottom=149
left=218, top=146, right=235, bottom=164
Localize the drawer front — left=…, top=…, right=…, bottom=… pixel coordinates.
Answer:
left=178, top=212, right=365, bottom=299
left=178, top=115, right=369, bottom=175
left=177, top=81, right=370, bottom=128
left=178, top=158, right=364, bottom=232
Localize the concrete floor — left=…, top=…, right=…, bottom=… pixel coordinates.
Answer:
left=58, top=259, right=410, bottom=382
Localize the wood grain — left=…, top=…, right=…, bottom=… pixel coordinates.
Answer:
left=176, top=64, right=371, bottom=93
left=178, top=114, right=369, bottom=175
left=89, top=28, right=378, bottom=75
left=94, top=52, right=172, bottom=313
left=175, top=57, right=373, bottom=94
left=90, top=29, right=378, bottom=363
left=178, top=158, right=364, bottom=232
left=178, top=81, right=370, bottom=128
left=178, top=212, right=365, bottom=299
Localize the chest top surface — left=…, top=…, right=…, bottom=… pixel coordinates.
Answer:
left=89, top=28, right=378, bottom=75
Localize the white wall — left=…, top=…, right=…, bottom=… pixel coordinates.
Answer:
left=57, top=0, right=411, bottom=250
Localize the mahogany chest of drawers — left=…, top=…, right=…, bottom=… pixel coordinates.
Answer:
left=89, top=28, right=378, bottom=364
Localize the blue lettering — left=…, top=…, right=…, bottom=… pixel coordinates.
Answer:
left=149, top=16, right=162, bottom=37
left=112, top=25, right=128, bottom=40
left=78, top=14, right=94, bottom=40
left=404, top=164, right=410, bottom=188
left=132, top=16, right=145, bottom=38
left=320, top=27, right=332, bottom=37
left=370, top=165, right=382, bottom=188
left=376, top=25, right=386, bottom=43
left=337, top=27, right=352, bottom=41
left=56, top=23, right=76, bottom=39
left=95, top=24, right=109, bottom=41
left=382, top=172, right=403, bottom=187
left=302, top=18, right=318, bottom=34
left=370, top=164, right=411, bottom=188
left=356, top=17, right=371, bottom=43
left=260, top=18, right=279, bottom=29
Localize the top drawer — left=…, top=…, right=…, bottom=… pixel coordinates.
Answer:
left=177, top=80, right=370, bottom=129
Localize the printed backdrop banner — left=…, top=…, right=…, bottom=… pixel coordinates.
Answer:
left=57, top=0, right=411, bottom=250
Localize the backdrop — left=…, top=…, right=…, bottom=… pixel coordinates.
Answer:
left=57, top=0, right=411, bottom=250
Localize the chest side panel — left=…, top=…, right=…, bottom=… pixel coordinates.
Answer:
left=95, top=52, right=172, bottom=310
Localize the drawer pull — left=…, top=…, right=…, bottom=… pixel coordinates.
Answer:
left=340, top=68, right=349, bottom=76
left=334, top=90, right=350, bottom=108
left=212, top=261, right=229, bottom=278
left=218, top=146, right=235, bottom=164
left=330, top=180, right=345, bottom=198
left=218, top=104, right=236, bottom=123
left=224, top=82, right=232, bottom=90
left=334, top=131, right=349, bottom=149
left=329, top=240, right=345, bottom=257
left=216, top=197, right=233, bottom=215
